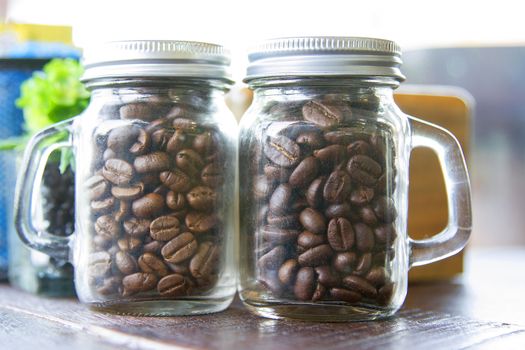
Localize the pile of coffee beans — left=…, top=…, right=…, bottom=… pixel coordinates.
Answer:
left=252, top=98, right=397, bottom=305
left=85, top=101, right=227, bottom=299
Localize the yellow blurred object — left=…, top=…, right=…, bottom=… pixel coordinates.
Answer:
left=395, top=86, right=473, bottom=282
left=0, top=23, right=72, bottom=44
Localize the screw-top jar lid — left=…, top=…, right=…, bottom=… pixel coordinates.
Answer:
left=81, top=40, right=232, bottom=82
left=244, top=36, right=405, bottom=82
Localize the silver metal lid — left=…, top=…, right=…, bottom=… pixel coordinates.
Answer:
left=245, top=36, right=405, bottom=82
left=81, top=40, right=232, bottom=82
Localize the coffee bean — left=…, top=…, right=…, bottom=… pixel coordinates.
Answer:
left=315, top=265, right=339, bottom=287
left=258, top=245, right=287, bottom=269
left=91, top=197, right=116, bottom=214
left=289, top=156, right=319, bottom=188
left=117, top=236, right=142, bottom=254
left=377, top=283, right=394, bottom=305
left=103, top=159, right=134, bottom=185
left=132, top=193, right=165, bottom=218
left=107, top=125, right=140, bottom=153
left=323, top=129, right=357, bottom=145
left=278, top=259, right=299, bottom=285
left=299, top=208, right=326, bottom=234
left=123, top=218, right=150, bottom=237
left=161, top=232, right=198, bottom=264
left=323, top=170, right=352, bottom=203
left=264, top=135, right=301, bottom=167
left=134, top=152, right=170, bottom=173
left=350, top=186, right=374, bottom=206
left=347, top=155, right=382, bottom=186
left=201, top=163, right=224, bottom=188
left=313, top=145, right=346, bottom=168
left=166, top=130, right=187, bottom=154
left=185, top=212, right=219, bottom=234
left=266, top=212, right=300, bottom=229
left=88, top=252, right=111, bottom=278
left=330, top=288, right=362, bottom=303
left=263, top=163, right=292, bottom=183
left=160, top=170, right=192, bottom=193
left=157, top=274, right=188, bottom=297
left=298, top=244, right=333, bottom=267
left=95, top=215, right=119, bottom=238
left=347, top=140, right=372, bottom=157
left=374, top=224, right=397, bottom=245
left=120, top=103, right=161, bottom=121
left=166, top=262, right=190, bottom=275
left=312, top=282, right=327, bottom=302
left=269, top=184, right=294, bottom=215
left=259, top=270, right=285, bottom=296
left=294, top=267, right=315, bottom=301
left=172, top=117, right=198, bottom=132
left=115, top=251, right=138, bottom=275
left=353, top=253, right=373, bottom=276
left=366, top=266, right=387, bottom=287
left=151, top=129, right=173, bottom=150
left=143, top=240, right=164, bottom=255
left=359, top=206, right=379, bottom=226
left=190, top=241, right=220, bottom=279
left=324, top=203, right=352, bottom=219
left=129, top=128, right=150, bottom=155
left=138, top=253, right=169, bottom=277
left=296, top=131, right=325, bottom=149
left=262, top=226, right=299, bottom=245
left=96, top=276, right=121, bottom=295
left=111, top=183, right=144, bottom=200
left=306, top=176, right=326, bottom=208
left=86, top=175, right=108, bottom=200
left=297, top=231, right=326, bottom=249
left=333, top=252, right=357, bottom=273
left=372, top=196, right=397, bottom=223
left=166, top=191, right=186, bottom=211
left=176, top=149, right=204, bottom=176
left=254, top=175, right=275, bottom=200
left=103, top=148, right=117, bottom=161
left=327, top=218, right=355, bottom=251
left=150, top=216, right=181, bottom=241
left=122, top=272, right=158, bottom=296
left=302, top=100, right=344, bottom=128
left=187, top=186, right=217, bottom=211
left=193, top=131, right=217, bottom=155
left=354, top=223, right=375, bottom=252
left=342, top=275, right=377, bottom=298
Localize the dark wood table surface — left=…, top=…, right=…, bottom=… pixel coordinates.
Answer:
left=1, top=247, right=524, bottom=350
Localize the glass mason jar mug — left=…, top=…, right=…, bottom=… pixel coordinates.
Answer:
left=15, top=40, right=238, bottom=315
left=238, top=37, right=472, bottom=321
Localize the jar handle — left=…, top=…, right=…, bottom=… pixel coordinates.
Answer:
left=14, top=119, right=75, bottom=261
left=408, top=116, right=472, bottom=267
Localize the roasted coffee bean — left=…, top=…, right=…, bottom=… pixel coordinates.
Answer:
left=138, top=253, right=169, bottom=277
left=289, top=156, right=319, bottom=188
left=120, top=103, right=161, bottom=121
left=172, top=117, right=198, bottom=132
left=312, top=282, right=327, bottom=302
left=111, top=183, right=144, bottom=200
left=330, top=288, right=362, bottom=303
left=324, top=170, right=352, bottom=203
left=129, top=128, right=150, bottom=155
left=185, top=212, right=219, bottom=234
left=324, top=203, right=352, bottom=219
left=122, top=272, right=158, bottom=296
left=366, top=266, right=387, bottom=287
left=264, top=135, right=301, bottom=167
left=190, top=241, right=220, bottom=279
left=86, top=175, right=108, bottom=200
left=290, top=196, right=308, bottom=213
left=115, top=251, right=138, bottom=275
left=347, top=140, right=372, bottom=157
left=263, top=163, right=292, bottom=183
left=327, top=218, right=355, bottom=252
left=102, top=159, right=134, bottom=185
left=258, top=245, right=287, bottom=269
left=353, top=253, right=373, bottom=276
left=306, top=176, right=326, bottom=208
left=166, top=191, right=186, bottom=211
left=123, top=218, right=150, bottom=237
left=193, top=131, right=218, bottom=155
left=298, top=244, right=333, bottom=267
left=117, top=236, right=142, bottom=254
left=107, top=125, right=140, bottom=153
left=294, top=267, right=315, bottom=301
left=176, top=149, right=204, bottom=176
left=297, top=231, right=326, bottom=249
left=132, top=193, right=164, bottom=218
left=103, top=148, right=117, bottom=161
left=161, top=232, right=198, bottom=264
left=201, top=163, right=224, bottom=188
left=160, top=170, right=192, bottom=193
left=302, top=100, right=344, bottom=128
left=259, top=270, right=285, bottom=296
left=95, top=215, right=119, bottom=238
left=342, top=275, right=377, bottom=298
left=315, top=265, right=339, bottom=287
left=372, top=196, right=397, bottom=223
left=350, top=186, right=374, bottom=206
left=150, top=216, right=181, bottom=241
left=166, top=130, right=187, bottom=154
left=354, top=223, right=375, bottom=252
left=88, top=251, right=112, bottom=278
left=333, top=252, right=357, bottom=273
left=91, top=197, right=116, bottom=214
left=313, top=145, right=346, bottom=168
left=374, top=224, right=397, bottom=245
left=143, top=239, right=164, bottom=255
left=94, top=234, right=113, bottom=250
left=187, top=186, right=217, bottom=211
left=266, top=212, right=300, bottom=229
left=278, top=259, right=299, bottom=285
left=296, top=131, right=325, bottom=149
left=299, top=208, right=326, bottom=235
left=134, top=152, right=170, bottom=173
left=167, top=262, right=190, bottom=275
left=324, top=129, right=361, bottom=145
left=347, top=155, right=382, bottom=186
left=359, top=206, right=379, bottom=226
left=157, top=274, right=188, bottom=297
left=377, top=283, right=394, bottom=305
left=96, top=276, right=121, bottom=295
left=262, top=226, right=299, bottom=245
left=269, top=184, right=294, bottom=215
left=151, top=129, right=173, bottom=150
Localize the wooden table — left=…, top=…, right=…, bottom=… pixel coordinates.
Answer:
left=1, top=248, right=524, bottom=350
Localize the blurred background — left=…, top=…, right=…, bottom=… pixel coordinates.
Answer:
left=1, top=0, right=523, bottom=282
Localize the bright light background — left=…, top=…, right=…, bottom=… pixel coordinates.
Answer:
left=5, top=0, right=525, bottom=80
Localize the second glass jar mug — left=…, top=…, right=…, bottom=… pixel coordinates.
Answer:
left=15, top=40, right=238, bottom=315
left=238, top=37, right=472, bottom=321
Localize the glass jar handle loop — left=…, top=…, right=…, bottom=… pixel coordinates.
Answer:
left=408, top=116, right=472, bottom=267
left=14, top=119, right=75, bottom=261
